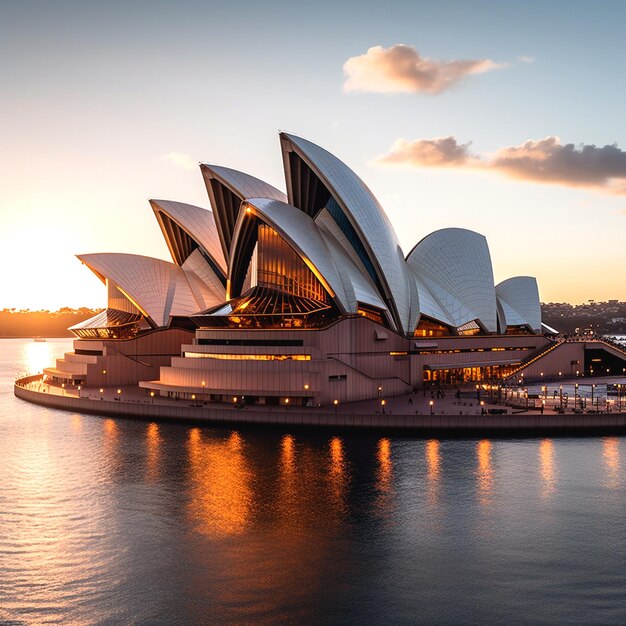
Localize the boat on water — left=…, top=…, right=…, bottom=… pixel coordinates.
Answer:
left=33, top=337, right=46, bottom=342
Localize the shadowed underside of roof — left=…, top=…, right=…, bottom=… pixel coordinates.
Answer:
left=200, top=164, right=286, bottom=261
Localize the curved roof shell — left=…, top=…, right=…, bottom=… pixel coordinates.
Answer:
left=407, top=228, right=497, bottom=332
left=280, top=132, right=414, bottom=334
left=496, top=276, right=542, bottom=332
left=77, top=253, right=222, bottom=327
left=200, top=164, right=286, bottom=260
left=150, top=199, right=227, bottom=277
left=230, top=198, right=351, bottom=313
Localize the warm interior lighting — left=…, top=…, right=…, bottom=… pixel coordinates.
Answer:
left=184, top=352, right=311, bottom=361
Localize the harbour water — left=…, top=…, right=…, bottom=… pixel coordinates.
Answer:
left=2, top=338, right=626, bottom=624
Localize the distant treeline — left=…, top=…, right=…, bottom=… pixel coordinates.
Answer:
left=541, top=300, right=626, bottom=335
left=0, top=308, right=103, bottom=338
left=2, top=302, right=624, bottom=338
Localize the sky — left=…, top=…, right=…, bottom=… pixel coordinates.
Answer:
left=1, top=0, right=625, bottom=310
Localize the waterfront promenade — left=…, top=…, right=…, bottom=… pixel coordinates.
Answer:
left=14, top=374, right=626, bottom=434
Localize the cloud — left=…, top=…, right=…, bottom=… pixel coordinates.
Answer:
left=517, top=55, right=535, bottom=63
left=343, top=44, right=506, bottom=94
left=161, top=152, right=197, bottom=171
left=490, top=138, right=626, bottom=191
left=376, top=136, right=626, bottom=195
left=377, top=136, right=476, bottom=167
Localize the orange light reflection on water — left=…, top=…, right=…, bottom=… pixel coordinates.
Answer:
left=146, top=422, right=161, bottom=482
left=426, top=439, right=440, bottom=505
left=328, top=436, right=348, bottom=511
left=539, top=439, right=556, bottom=497
left=71, top=413, right=82, bottom=432
left=187, top=429, right=252, bottom=537
left=476, top=440, right=493, bottom=504
left=603, top=437, right=621, bottom=488
left=375, top=438, right=394, bottom=517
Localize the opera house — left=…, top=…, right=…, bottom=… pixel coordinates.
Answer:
left=42, top=132, right=583, bottom=407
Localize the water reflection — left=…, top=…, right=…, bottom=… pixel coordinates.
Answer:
left=539, top=439, right=556, bottom=497
left=187, top=429, right=253, bottom=537
left=145, top=422, right=161, bottom=483
left=71, top=413, right=82, bottom=432
left=476, top=440, right=493, bottom=505
left=328, top=436, right=348, bottom=512
left=23, top=341, right=54, bottom=376
left=277, top=434, right=298, bottom=523
left=375, top=438, right=394, bottom=517
left=426, top=439, right=440, bottom=505
left=603, top=437, right=621, bottom=488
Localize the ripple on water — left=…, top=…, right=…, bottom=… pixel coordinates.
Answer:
left=2, top=339, right=626, bottom=623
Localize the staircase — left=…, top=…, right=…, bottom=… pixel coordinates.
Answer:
left=505, top=339, right=565, bottom=379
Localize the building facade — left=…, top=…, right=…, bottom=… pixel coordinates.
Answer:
left=44, top=131, right=587, bottom=406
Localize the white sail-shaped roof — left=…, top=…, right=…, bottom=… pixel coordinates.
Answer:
left=407, top=228, right=497, bottom=333
left=77, top=253, right=221, bottom=327
left=408, top=269, right=454, bottom=327
left=232, top=198, right=351, bottom=313
left=280, top=132, right=414, bottom=334
left=200, top=164, right=286, bottom=260
left=150, top=199, right=227, bottom=275
left=496, top=276, right=541, bottom=333
left=320, top=230, right=388, bottom=312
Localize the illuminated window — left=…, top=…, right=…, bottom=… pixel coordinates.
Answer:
left=357, top=304, right=386, bottom=325
left=184, top=352, right=311, bottom=361
left=414, top=316, right=451, bottom=337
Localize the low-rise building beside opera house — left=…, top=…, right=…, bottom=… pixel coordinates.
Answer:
left=41, top=132, right=626, bottom=407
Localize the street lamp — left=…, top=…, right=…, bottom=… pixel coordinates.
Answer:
left=429, top=399, right=434, bottom=415
left=333, top=399, right=338, bottom=414
left=381, top=399, right=386, bottom=414
left=480, top=400, right=485, bottom=415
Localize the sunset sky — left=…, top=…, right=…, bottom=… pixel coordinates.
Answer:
left=1, top=0, right=625, bottom=310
